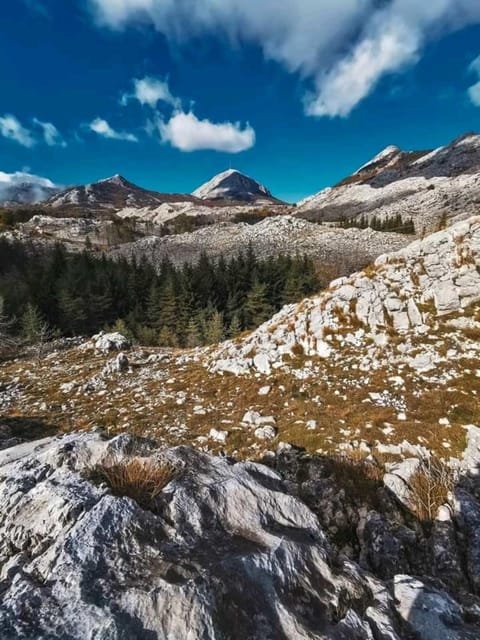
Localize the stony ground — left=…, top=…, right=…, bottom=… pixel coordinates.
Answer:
left=0, top=304, right=478, bottom=463
left=1, top=216, right=478, bottom=465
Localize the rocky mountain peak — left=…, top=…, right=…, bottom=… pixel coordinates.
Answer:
left=192, top=168, right=275, bottom=202
left=296, top=131, right=480, bottom=231
left=96, top=174, right=130, bottom=187
left=355, top=144, right=402, bottom=174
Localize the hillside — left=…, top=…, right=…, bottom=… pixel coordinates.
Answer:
left=1, top=217, right=478, bottom=460
left=46, top=174, right=200, bottom=214
left=298, top=133, right=480, bottom=231
left=1, top=217, right=480, bottom=639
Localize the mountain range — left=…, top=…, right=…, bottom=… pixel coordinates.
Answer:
left=1, top=132, right=479, bottom=270
left=2, top=132, right=479, bottom=235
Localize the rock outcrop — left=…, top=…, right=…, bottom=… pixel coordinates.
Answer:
left=0, top=432, right=401, bottom=639
left=211, top=216, right=480, bottom=375
left=1, top=432, right=480, bottom=639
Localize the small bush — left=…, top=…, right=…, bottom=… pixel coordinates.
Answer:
left=86, top=455, right=180, bottom=513
left=291, top=343, right=305, bottom=357
left=408, top=458, right=456, bottom=522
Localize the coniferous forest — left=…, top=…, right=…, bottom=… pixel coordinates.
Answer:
left=339, top=213, right=415, bottom=234
left=0, top=239, right=320, bottom=348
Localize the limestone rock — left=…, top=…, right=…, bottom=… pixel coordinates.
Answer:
left=0, top=432, right=404, bottom=640
left=93, top=332, right=130, bottom=353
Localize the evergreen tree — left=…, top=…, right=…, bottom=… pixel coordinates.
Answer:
left=227, top=312, right=242, bottom=338
left=21, top=303, right=46, bottom=344
left=204, top=309, right=225, bottom=344
left=158, top=325, right=177, bottom=347
left=0, top=296, right=17, bottom=358
left=244, top=280, right=272, bottom=329
left=21, top=303, right=55, bottom=360
left=185, top=316, right=202, bottom=348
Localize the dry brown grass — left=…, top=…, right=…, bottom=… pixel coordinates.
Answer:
left=408, top=458, right=456, bottom=522
left=86, top=454, right=180, bottom=512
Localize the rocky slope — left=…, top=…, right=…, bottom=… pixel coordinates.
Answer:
left=110, top=214, right=411, bottom=267
left=212, top=216, right=480, bottom=376
left=297, top=133, right=480, bottom=231
left=192, top=168, right=281, bottom=203
left=0, top=219, right=478, bottom=465
left=1, top=430, right=480, bottom=639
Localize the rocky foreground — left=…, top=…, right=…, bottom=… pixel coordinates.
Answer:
left=1, top=430, right=480, bottom=639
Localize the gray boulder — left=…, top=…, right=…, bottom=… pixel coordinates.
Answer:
left=0, top=432, right=398, bottom=640
left=93, top=332, right=130, bottom=353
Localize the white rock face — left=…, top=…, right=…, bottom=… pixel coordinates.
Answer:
left=210, top=217, right=480, bottom=375
left=393, top=575, right=478, bottom=640
left=0, top=432, right=411, bottom=639
left=192, top=168, right=275, bottom=202
left=111, top=214, right=410, bottom=267
left=93, top=332, right=131, bottom=353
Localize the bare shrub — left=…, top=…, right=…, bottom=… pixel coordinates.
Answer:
left=408, top=458, right=456, bottom=522
left=86, top=454, right=180, bottom=513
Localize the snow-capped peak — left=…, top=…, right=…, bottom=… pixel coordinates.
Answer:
left=192, top=169, right=272, bottom=202
left=355, top=145, right=401, bottom=174
left=97, top=174, right=128, bottom=186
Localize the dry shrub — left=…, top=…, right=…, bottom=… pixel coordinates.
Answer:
left=408, top=458, right=456, bottom=522
left=87, top=454, right=180, bottom=513
left=464, top=327, right=480, bottom=341
left=291, top=343, right=305, bottom=357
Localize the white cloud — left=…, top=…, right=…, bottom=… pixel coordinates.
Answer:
left=89, top=0, right=480, bottom=117
left=0, top=170, right=57, bottom=203
left=158, top=111, right=255, bottom=152
left=468, top=55, right=480, bottom=107
left=0, top=114, right=35, bottom=147
left=122, top=76, right=180, bottom=108
left=33, top=118, right=67, bottom=147
left=89, top=117, right=138, bottom=141
left=0, top=170, right=55, bottom=188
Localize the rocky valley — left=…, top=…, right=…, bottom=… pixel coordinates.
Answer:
left=0, top=134, right=480, bottom=639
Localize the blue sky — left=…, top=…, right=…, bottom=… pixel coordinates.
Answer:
left=0, top=1, right=480, bottom=202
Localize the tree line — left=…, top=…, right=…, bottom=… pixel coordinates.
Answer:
left=0, top=239, right=320, bottom=351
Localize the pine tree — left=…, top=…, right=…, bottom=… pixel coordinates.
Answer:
left=185, top=317, right=202, bottom=348
left=21, top=303, right=45, bottom=344
left=204, top=309, right=225, bottom=344
left=146, top=283, right=162, bottom=330
left=58, top=290, right=87, bottom=335
left=21, top=303, right=55, bottom=360
left=158, top=325, right=177, bottom=347
left=244, top=280, right=272, bottom=329
left=0, top=296, right=17, bottom=358
left=158, top=279, right=177, bottom=334
left=227, top=312, right=242, bottom=338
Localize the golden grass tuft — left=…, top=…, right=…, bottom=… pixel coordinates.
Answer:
left=86, top=454, right=180, bottom=513
left=408, top=458, right=456, bottom=523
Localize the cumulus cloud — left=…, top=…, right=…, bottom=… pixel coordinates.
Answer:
left=122, top=76, right=180, bottom=108
left=468, top=55, right=480, bottom=107
left=0, top=114, right=35, bottom=147
left=89, top=0, right=480, bottom=117
left=89, top=117, right=138, bottom=141
left=157, top=111, right=255, bottom=152
left=33, top=118, right=67, bottom=147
